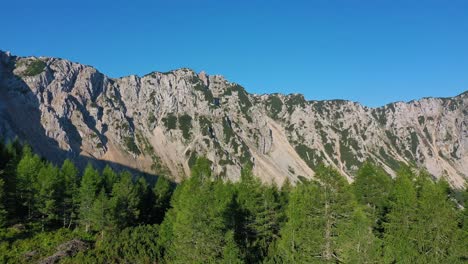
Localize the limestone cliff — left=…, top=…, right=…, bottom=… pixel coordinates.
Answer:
left=0, top=51, right=466, bottom=187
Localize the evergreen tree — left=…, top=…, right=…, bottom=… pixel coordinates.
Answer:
left=153, top=176, right=173, bottom=224
left=102, top=165, right=117, bottom=195
left=275, top=182, right=324, bottom=263
left=78, top=163, right=102, bottom=232
left=353, top=162, right=392, bottom=234
left=383, top=167, right=419, bottom=263
left=411, top=175, right=462, bottom=263
left=35, top=163, right=60, bottom=231
left=164, top=157, right=234, bottom=263
left=0, top=178, right=7, bottom=227
left=60, top=159, right=79, bottom=228
left=90, top=188, right=113, bottom=238
left=222, top=230, right=244, bottom=264
left=235, top=166, right=282, bottom=263
left=135, top=176, right=155, bottom=224
left=16, top=145, right=43, bottom=220
left=336, top=206, right=382, bottom=263
left=110, top=171, right=140, bottom=229
left=1, top=139, right=22, bottom=220
left=275, top=165, right=355, bottom=263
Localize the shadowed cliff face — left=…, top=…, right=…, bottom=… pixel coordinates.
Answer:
left=0, top=51, right=466, bottom=187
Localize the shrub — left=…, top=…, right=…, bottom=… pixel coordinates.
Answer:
left=22, top=59, right=46, bottom=76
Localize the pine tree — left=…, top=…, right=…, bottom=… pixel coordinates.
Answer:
left=78, top=163, right=102, bottom=232
left=336, top=206, right=382, bottom=263
left=60, top=159, right=79, bottom=228
left=222, top=230, right=244, bottom=264
left=35, top=163, right=60, bottom=231
left=275, top=182, right=324, bottom=263
left=383, top=167, right=418, bottom=263
left=0, top=178, right=7, bottom=227
left=164, top=157, right=233, bottom=263
left=1, top=139, right=22, bottom=220
left=110, top=171, right=140, bottom=229
left=235, top=166, right=282, bottom=263
left=16, top=145, right=43, bottom=220
left=275, top=165, right=355, bottom=263
left=153, top=175, right=173, bottom=224
left=102, top=165, right=117, bottom=195
left=353, top=162, right=392, bottom=234
left=90, top=188, right=113, bottom=238
left=135, top=176, right=155, bottom=224
left=411, top=175, right=462, bottom=263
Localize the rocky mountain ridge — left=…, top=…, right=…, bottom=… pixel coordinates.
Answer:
left=0, top=51, right=466, bottom=187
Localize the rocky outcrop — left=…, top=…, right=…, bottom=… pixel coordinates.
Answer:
left=0, top=51, right=466, bottom=187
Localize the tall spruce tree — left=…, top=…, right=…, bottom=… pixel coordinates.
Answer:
left=383, top=166, right=419, bottom=263
left=60, top=159, right=79, bottom=228
left=0, top=178, right=6, bottom=227
left=336, top=206, right=382, bottom=263
left=16, top=145, right=43, bottom=220
left=78, top=163, right=102, bottom=232
left=275, top=165, right=355, bottom=263
left=35, top=163, right=60, bottom=231
left=110, top=171, right=140, bottom=229
left=236, top=166, right=282, bottom=263
left=353, top=162, right=392, bottom=235
left=90, top=188, right=113, bottom=238
left=411, top=174, right=462, bottom=262
left=153, top=175, right=173, bottom=224
left=164, top=157, right=237, bottom=263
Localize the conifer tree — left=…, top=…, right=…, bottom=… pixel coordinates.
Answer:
left=35, top=163, right=60, bottom=231
left=275, top=182, right=324, bottom=263
left=336, top=206, right=382, bottom=263
left=153, top=175, right=173, bottom=224
left=102, top=165, right=118, bottom=195
left=78, top=163, right=102, bottom=232
left=0, top=178, right=6, bottom=227
left=110, top=171, right=140, bottom=229
left=90, top=188, right=113, bottom=238
left=353, top=162, right=392, bottom=234
left=1, top=139, right=22, bottom=220
left=16, top=145, right=43, bottom=220
left=411, top=174, right=461, bottom=262
left=275, top=165, right=355, bottom=263
left=164, top=157, right=234, bottom=263
left=60, top=159, right=79, bottom=228
left=236, top=167, right=282, bottom=263
left=383, top=167, right=418, bottom=263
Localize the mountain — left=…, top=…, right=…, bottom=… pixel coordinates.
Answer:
left=0, top=51, right=466, bottom=187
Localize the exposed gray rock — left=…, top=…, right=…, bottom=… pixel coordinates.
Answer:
left=0, top=50, right=466, bottom=187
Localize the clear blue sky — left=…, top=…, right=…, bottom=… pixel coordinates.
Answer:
left=2, top=0, right=467, bottom=107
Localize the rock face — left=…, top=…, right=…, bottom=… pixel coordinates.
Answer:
left=0, top=51, right=466, bottom=187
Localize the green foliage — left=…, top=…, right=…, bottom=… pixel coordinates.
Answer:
left=123, top=136, right=141, bottom=155
left=353, top=162, right=392, bottom=234
left=223, top=116, right=234, bottom=143
left=67, top=225, right=161, bottom=263
left=266, top=95, right=283, bottom=119
left=224, top=84, right=253, bottom=122
left=110, top=172, right=141, bottom=229
left=0, top=179, right=6, bottom=227
left=20, top=59, right=46, bottom=76
left=295, top=144, right=322, bottom=170
left=79, top=164, right=102, bottom=232
left=236, top=167, right=283, bottom=262
left=285, top=94, right=306, bottom=114
left=162, top=114, right=177, bottom=130
left=193, top=79, right=214, bottom=103
left=0, top=140, right=465, bottom=263
left=178, top=114, right=192, bottom=140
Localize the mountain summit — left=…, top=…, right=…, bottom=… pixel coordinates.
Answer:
left=0, top=51, right=466, bottom=187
